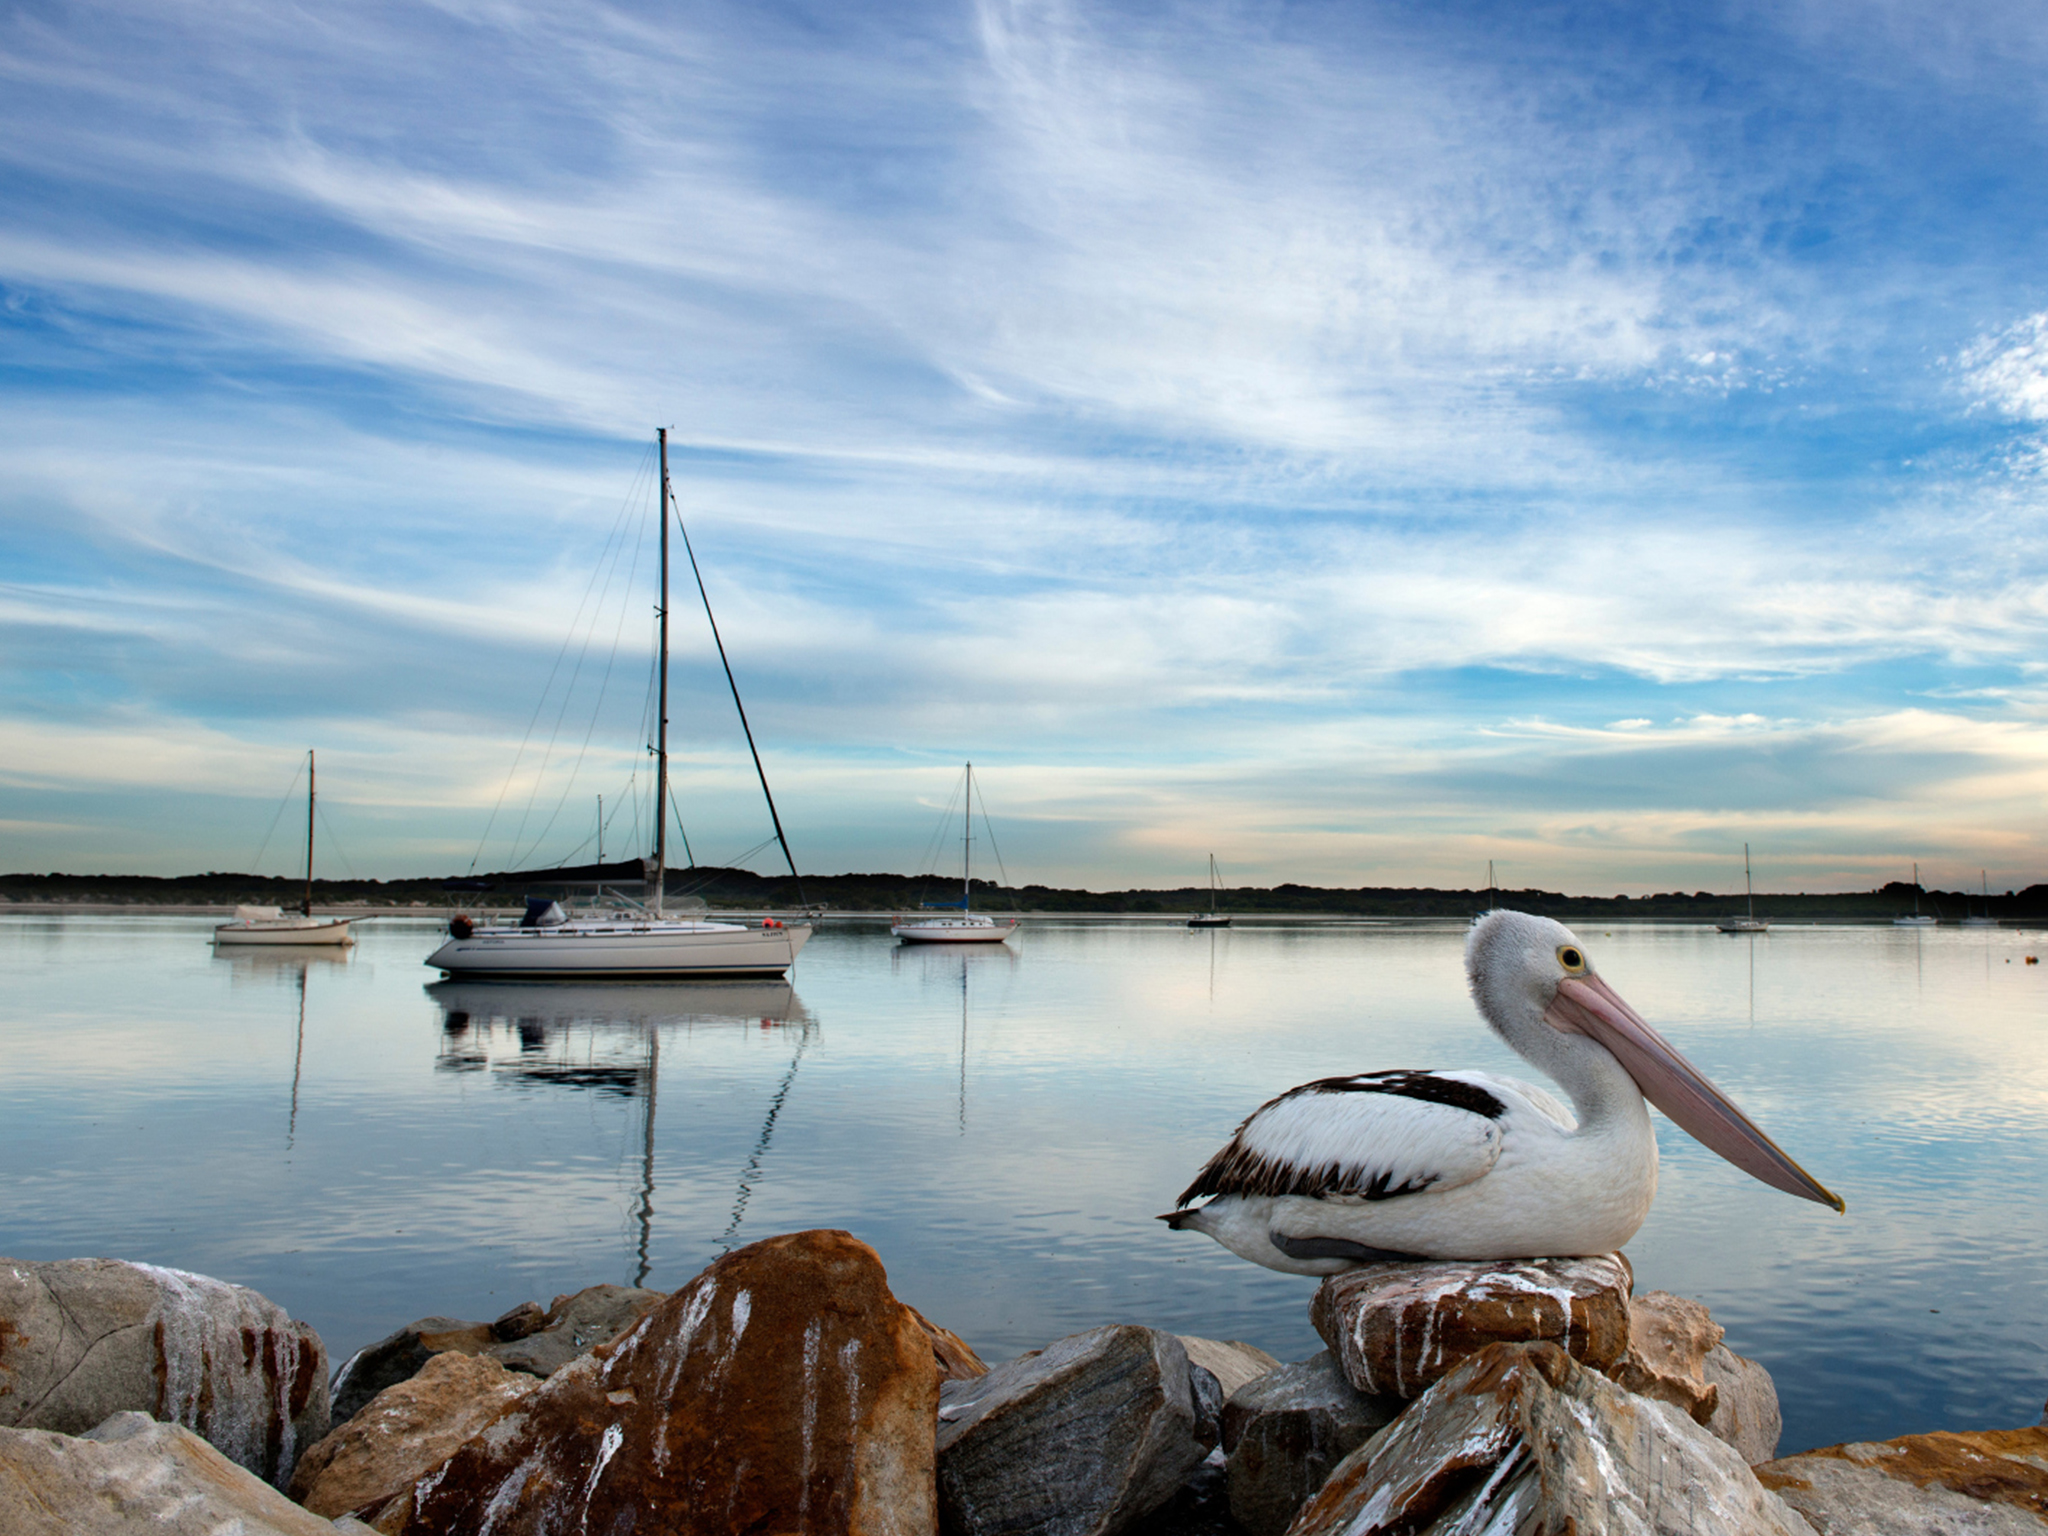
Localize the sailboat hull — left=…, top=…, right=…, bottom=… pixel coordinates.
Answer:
left=215, top=919, right=354, bottom=946
left=1187, top=915, right=1231, bottom=928
left=890, top=918, right=1015, bottom=944
left=426, top=922, right=810, bottom=977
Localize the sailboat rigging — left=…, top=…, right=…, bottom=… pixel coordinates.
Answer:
left=1717, top=844, right=1770, bottom=933
left=426, top=430, right=811, bottom=978
left=891, top=763, right=1018, bottom=944
left=215, top=750, right=354, bottom=946
left=1188, top=854, right=1230, bottom=928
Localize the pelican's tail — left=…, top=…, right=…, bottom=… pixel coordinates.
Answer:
left=1157, top=1206, right=1209, bottom=1232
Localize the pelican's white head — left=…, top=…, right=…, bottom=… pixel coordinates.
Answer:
left=1465, top=909, right=1587, bottom=1046
left=1464, top=909, right=1844, bottom=1212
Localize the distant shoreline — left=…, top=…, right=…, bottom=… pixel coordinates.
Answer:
left=6, top=896, right=2046, bottom=926
left=6, top=865, right=2045, bottom=925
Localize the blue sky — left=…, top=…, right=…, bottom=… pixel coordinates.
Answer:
left=5, top=0, right=2048, bottom=893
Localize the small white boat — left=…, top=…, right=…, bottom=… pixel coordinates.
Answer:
left=1960, top=869, right=1998, bottom=928
left=216, top=751, right=353, bottom=947
left=1717, top=844, right=1770, bottom=934
left=1893, top=862, right=1937, bottom=926
left=892, top=763, right=1017, bottom=945
left=215, top=904, right=355, bottom=946
left=1188, top=854, right=1231, bottom=928
left=890, top=913, right=1016, bottom=944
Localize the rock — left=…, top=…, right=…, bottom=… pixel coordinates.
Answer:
left=1221, top=1350, right=1399, bottom=1536
left=480, top=1282, right=667, bottom=1377
left=0, top=1256, right=328, bottom=1487
left=912, top=1304, right=990, bottom=1382
left=0, top=1411, right=342, bottom=1535
left=288, top=1350, right=540, bottom=1521
left=327, top=1316, right=494, bottom=1426
left=937, top=1324, right=1208, bottom=1536
left=489, top=1301, right=546, bottom=1342
left=1309, top=1253, right=1632, bottom=1399
left=327, top=1284, right=665, bottom=1424
left=1757, top=1424, right=2048, bottom=1534
left=1127, top=1452, right=1236, bottom=1536
left=1606, top=1288, right=1722, bottom=1424
left=1291, top=1341, right=1812, bottom=1536
left=1705, top=1342, right=1784, bottom=1464
left=384, top=1229, right=938, bottom=1536
left=1177, top=1340, right=1282, bottom=1453
left=1181, top=1337, right=1282, bottom=1402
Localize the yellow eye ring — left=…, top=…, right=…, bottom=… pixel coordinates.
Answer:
left=1557, top=945, right=1586, bottom=972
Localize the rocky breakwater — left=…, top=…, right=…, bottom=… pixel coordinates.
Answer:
left=5, top=1235, right=2046, bottom=1534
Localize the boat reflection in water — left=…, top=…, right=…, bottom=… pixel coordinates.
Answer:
left=426, top=978, right=815, bottom=1281
left=891, top=939, right=1015, bottom=1134
left=213, top=949, right=352, bottom=1150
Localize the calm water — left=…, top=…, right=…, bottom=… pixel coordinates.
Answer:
left=2, top=914, right=2043, bottom=1455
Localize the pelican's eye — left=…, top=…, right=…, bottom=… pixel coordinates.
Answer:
left=1556, top=945, right=1586, bottom=973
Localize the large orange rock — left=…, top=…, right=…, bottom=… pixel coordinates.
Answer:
left=384, top=1230, right=939, bottom=1536
left=1309, top=1254, right=1631, bottom=1399
left=1757, top=1424, right=2048, bottom=1533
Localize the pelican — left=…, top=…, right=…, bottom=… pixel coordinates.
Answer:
left=1162, top=910, right=1842, bottom=1273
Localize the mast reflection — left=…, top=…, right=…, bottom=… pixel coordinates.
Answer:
left=426, top=978, right=814, bottom=1282
left=214, top=949, right=350, bottom=1151
left=890, top=939, right=1015, bottom=1134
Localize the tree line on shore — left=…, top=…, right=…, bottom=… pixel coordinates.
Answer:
left=5, top=867, right=2043, bottom=921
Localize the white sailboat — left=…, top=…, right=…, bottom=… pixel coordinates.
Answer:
left=1893, top=862, right=1937, bottom=927
left=427, top=430, right=810, bottom=979
left=1716, top=844, right=1770, bottom=933
left=214, top=751, right=354, bottom=947
left=891, top=763, right=1017, bottom=944
left=1960, top=869, right=1998, bottom=928
left=1188, top=854, right=1230, bottom=928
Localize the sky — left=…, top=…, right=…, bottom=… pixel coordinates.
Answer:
left=5, top=0, right=2048, bottom=895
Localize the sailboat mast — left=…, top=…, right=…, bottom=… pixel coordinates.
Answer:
left=653, top=430, right=670, bottom=918
left=1744, top=843, right=1755, bottom=921
left=303, top=749, right=316, bottom=917
left=962, top=762, right=973, bottom=912
left=1210, top=853, right=1219, bottom=914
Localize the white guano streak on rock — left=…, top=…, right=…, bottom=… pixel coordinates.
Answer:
left=477, top=1450, right=543, bottom=1536
left=658, top=1283, right=719, bottom=1404
left=837, top=1338, right=863, bottom=1486
left=796, top=1316, right=823, bottom=1529
left=602, top=1313, right=655, bottom=1381
left=722, top=1291, right=752, bottom=1374
left=578, top=1422, right=624, bottom=1533
left=133, top=1260, right=300, bottom=1479
left=1457, top=1459, right=1535, bottom=1536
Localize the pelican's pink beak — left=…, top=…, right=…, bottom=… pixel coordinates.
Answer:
left=1547, top=973, right=1844, bottom=1211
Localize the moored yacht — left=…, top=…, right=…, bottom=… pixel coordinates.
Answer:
left=215, top=750, right=353, bottom=947
left=427, top=430, right=810, bottom=980
left=892, top=763, right=1017, bottom=945
left=426, top=897, right=808, bottom=977
left=1892, top=862, right=1936, bottom=926
left=1716, top=844, right=1770, bottom=934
